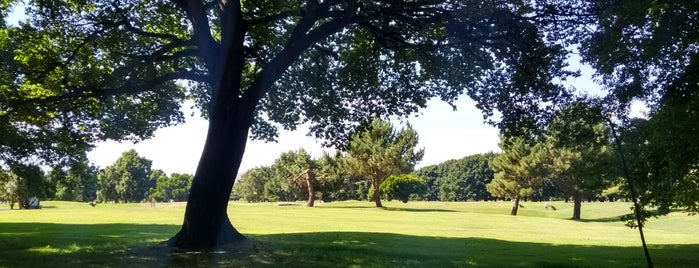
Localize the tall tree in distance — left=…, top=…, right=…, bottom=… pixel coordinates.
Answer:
left=343, top=118, right=423, bottom=208
left=487, top=136, right=546, bottom=216
left=1, top=0, right=585, bottom=249
left=97, top=150, right=154, bottom=203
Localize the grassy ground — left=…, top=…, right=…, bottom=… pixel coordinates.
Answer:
left=0, top=200, right=697, bottom=267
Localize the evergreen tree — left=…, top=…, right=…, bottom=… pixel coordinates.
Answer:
left=545, top=103, right=613, bottom=220
left=487, top=137, right=546, bottom=215
left=343, top=118, right=424, bottom=207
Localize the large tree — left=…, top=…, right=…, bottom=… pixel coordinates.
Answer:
left=576, top=0, right=699, bottom=217
left=545, top=102, right=613, bottom=220
left=1, top=1, right=582, bottom=249
left=97, top=149, right=154, bottom=203
left=343, top=118, right=423, bottom=207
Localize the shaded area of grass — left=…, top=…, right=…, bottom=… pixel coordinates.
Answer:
left=248, top=232, right=699, bottom=268
left=1, top=222, right=697, bottom=268
left=0, top=222, right=178, bottom=267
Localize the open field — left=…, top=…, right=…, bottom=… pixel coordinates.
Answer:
left=1, top=200, right=698, bottom=267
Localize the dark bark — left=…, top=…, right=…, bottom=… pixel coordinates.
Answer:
left=305, top=169, right=315, bottom=207
left=606, top=118, right=653, bottom=268
left=167, top=0, right=254, bottom=250
left=166, top=0, right=359, bottom=251
left=572, top=188, right=582, bottom=220
left=168, top=103, right=251, bottom=249
left=373, top=180, right=383, bottom=208
left=511, top=197, right=520, bottom=215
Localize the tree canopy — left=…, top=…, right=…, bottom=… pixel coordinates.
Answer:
left=544, top=102, right=613, bottom=220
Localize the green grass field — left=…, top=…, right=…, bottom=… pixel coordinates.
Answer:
left=1, top=200, right=697, bottom=267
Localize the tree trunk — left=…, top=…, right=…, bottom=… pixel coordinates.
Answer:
left=165, top=0, right=355, bottom=250
left=572, top=189, right=582, bottom=221
left=169, top=97, right=252, bottom=250
left=305, top=169, right=315, bottom=207
left=373, top=180, right=383, bottom=208
left=511, top=197, right=520, bottom=215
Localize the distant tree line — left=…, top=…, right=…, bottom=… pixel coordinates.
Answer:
left=0, top=149, right=193, bottom=208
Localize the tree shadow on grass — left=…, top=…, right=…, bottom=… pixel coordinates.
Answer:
left=379, top=206, right=459, bottom=213
left=578, top=216, right=625, bottom=223
left=313, top=205, right=458, bottom=212
left=1, top=222, right=697, bottom=268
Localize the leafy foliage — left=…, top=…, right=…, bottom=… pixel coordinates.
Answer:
left=0, top=0, right=582, bottom=168
left=413, top=153, right=497, bottom=201
left=233, top=166, right=273, bottom=203
left=544, top=102, right=614, bottom=219
left=149, top=171, right=193, bottom=202
left=379, top=174, right=427, bottom=203
left=96, top=149, right=154, bottom=203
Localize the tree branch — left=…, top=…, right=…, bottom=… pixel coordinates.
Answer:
left=243, top=1, right=361, bottom=107
left=4, top=71, right=205, bottom=115
left=120, top=19, right=184, bottom=41
left=171, top=0, right=219, bottom=72
left=245, top=10, right=298, bottom=26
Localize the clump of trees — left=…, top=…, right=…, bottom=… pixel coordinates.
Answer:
left=0, top=149, right=194, bottom=208
left=233, top=118, right=425, bottom=206
left=0, top=165, right=53, bottom=209
left=414, top=153, right=498, bottom=202
left=149, top=171, right=193, bottom=202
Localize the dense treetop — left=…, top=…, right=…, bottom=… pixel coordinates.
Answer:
left=0, top=0, right=590, bottom=167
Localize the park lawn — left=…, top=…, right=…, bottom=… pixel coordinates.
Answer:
left=0, top=201, right=697, bottom=267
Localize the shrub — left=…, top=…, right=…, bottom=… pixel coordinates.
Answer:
left=380, top=174, right=427, bottom=203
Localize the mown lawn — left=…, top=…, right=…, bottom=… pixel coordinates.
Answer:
left=0, top=200, right=697, bottom=267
